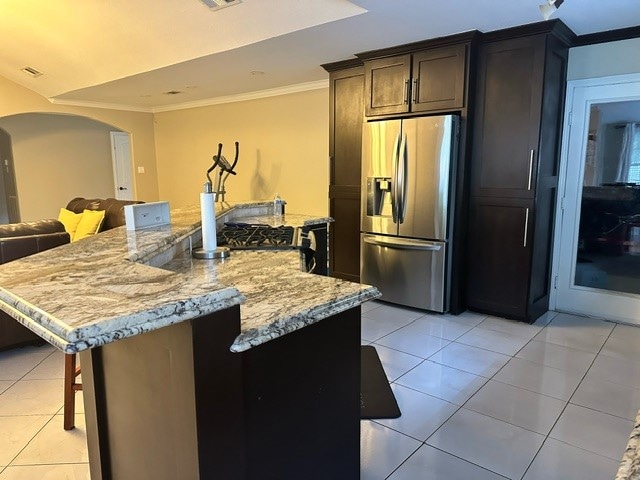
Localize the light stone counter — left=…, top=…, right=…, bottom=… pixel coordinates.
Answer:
left=617, top=411, right=640, bottom=480
left=160, top=248, right=374, bottom=352
left=0, top=201, right=377, bottom=354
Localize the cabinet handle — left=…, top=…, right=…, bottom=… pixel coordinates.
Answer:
left=403, top=79, right=409, bottom=104
left=527, top=150, right=535, bottom=190
left=412, top=78, right=419, bottom=103
left=523, top=207, right=529, bottom=248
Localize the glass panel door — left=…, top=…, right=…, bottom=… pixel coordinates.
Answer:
left=575, top=103, right=640, bottom=295
left=554, top=77, right=640, bottom=324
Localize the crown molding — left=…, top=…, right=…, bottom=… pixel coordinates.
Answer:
left=48, top=79, right=329, bottom=114
left=151, top=79, right=329, bottom=113
left=48, top=97, right=153, bottom=113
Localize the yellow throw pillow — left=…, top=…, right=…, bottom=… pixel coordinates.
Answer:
left=73, top=209, right=105, bottom=241
left=58, top=208, right=83, bottom=239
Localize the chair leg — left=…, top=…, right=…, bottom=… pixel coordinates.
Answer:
left=63, top=353, right=77, bottom=430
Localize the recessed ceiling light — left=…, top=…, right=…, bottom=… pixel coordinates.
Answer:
left=200, top=0, right=241, bottom=11
left=164, top=90, right=183, bottom=95
left=21, top=66, right=43, bottom=77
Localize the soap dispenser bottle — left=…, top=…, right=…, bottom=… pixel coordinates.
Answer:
left=273, top=193, right=284, bottom=220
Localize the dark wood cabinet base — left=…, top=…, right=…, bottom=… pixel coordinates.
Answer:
left=80, top=306, right=361, bottom=480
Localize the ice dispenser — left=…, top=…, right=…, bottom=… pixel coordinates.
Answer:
left=366, top=177, right=393, bottom=217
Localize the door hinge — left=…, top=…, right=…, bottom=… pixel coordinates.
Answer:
left=560, top=196, right=565, bottom=211
left=553, top=275, right=558, bottom=289
left=568, top=111, right=572, bottom=126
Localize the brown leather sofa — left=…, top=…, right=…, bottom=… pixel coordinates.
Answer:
left=66, top=197, right=144, bottom=231
left=0, top=197, right=144, bottom=351
left=0, top=219, right=70, bottom=351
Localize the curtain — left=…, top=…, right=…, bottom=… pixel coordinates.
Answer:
left=616, top=123, right=640, bottom=183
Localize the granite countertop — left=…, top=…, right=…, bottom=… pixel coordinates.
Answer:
left=0, top=201, right=377, bottom=354
left=160, top=249, right=373, bottom=352
left=617, top=411, right=640, bottom=480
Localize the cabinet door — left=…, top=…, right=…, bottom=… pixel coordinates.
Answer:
left=466, top=197, right=533, bottom=320
left=329, top=190, right=361, bottom=282
left=329, top=67, right=364, bottom=282
left=364, top=55, right=411, bottom=117
left=471, top=36, right=545, bottom=198
left=412, top=44, right=466, bottom=112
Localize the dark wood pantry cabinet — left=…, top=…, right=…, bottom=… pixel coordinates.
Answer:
left=466, top=22, right=575, bottom=322
left=322, top=61, right=364, bottom=282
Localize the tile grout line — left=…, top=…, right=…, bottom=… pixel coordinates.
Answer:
left=388, top=312, right=563, bottom=479
left=0, top=348, right=66, bottom=474
left=2, top=413, right=59, bottom=471
left=517, top=320, right=618, bottom=479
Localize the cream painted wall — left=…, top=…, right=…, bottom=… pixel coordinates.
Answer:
left=568, top=38, right=640, bottom=80
left=153, top=88, right=329, bottom=216
left=0, top=75, right=159, bottom=211
left=0, top=114, right=116, bottom=221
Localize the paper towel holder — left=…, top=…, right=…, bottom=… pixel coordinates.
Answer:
left=193, top=144, right=232, bottom=260
left=193, top=247, right=229, bottom=259
left=193, top=182, right=230, bottom=259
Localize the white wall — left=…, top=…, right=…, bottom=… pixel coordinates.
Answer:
left=0, top=114, right=117, bottom=221
left=568, top=38, right=640, bottom=80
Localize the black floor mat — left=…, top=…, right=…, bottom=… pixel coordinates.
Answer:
left=360, top=345, right=401, bottom=419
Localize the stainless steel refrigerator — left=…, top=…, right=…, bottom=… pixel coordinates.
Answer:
left=360, top=115, right=458, bottom=312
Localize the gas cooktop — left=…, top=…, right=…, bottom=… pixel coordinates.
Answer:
left=217, top=223, right=297, bottom=250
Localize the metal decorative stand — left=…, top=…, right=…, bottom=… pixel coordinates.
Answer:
left=193, top=142, right=239, bottom=260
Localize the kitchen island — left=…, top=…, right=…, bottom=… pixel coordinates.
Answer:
left=0, top=201, right=379, bottom=480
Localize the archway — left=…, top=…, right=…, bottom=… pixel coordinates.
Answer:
left=0, top=113, right=130, bottom=222
left=0, top=127, right=20, bottom=223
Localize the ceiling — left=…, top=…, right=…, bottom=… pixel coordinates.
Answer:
left=1, top=0, right=639, bottom=112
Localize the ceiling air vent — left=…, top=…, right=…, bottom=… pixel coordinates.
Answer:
left=200, top=0, right=241, bottom=10
left=21, top=66, right=43, bottom=78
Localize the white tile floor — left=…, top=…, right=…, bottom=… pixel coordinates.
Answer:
left=361, top=304, right=638, bottom=480
left=0, top=304, right=638, bottom=479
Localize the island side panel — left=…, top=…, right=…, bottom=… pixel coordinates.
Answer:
left=192, top=307, right=246, bottom=480
left=242, top=306, right=361, bottom=480
left=80, top=305, right=243, bottom=480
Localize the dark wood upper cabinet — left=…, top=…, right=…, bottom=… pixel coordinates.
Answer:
left=363, top=44, right=466, bottom=117
left=363, top=55, right=411, bottom=117
left=412, top=44, right=466, bottom=112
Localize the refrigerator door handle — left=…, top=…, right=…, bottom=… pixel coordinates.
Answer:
left=363, top=235, right=442, bottom=251
left=391, top=133, right=401, bottom=224
left=398, top=133, right=408, bottom=224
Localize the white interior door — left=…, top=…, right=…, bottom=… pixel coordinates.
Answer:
left=552, top=74, right=640, bottom=324
left=110, top=131, right=134, bottom=200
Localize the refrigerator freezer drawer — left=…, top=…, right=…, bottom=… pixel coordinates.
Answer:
left=360, top=234, right=446, bottom=312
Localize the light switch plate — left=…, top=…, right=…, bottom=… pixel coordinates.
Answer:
left=124, top=201, right=170, bottom=230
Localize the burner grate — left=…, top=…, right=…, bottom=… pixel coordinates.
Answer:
left=217, top=224, right=295, bottom=249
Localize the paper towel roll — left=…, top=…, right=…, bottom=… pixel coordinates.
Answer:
left=200, top=192, right=217, bottom=252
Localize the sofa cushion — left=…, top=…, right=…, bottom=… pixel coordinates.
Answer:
left=74, top=209, right=106, bottom=241
left=58, top=208, right=83, bottom=238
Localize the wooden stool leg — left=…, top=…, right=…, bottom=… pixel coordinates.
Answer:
left=63, top=353, right=77, bottom=430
